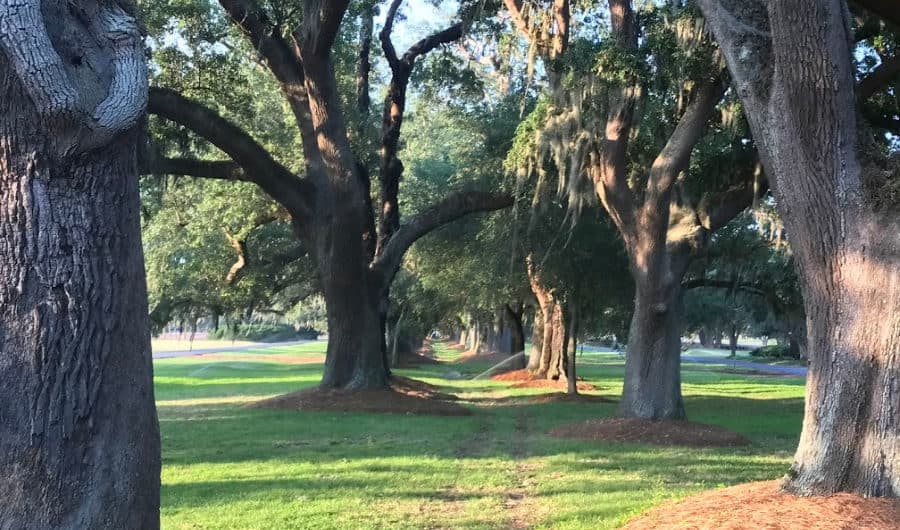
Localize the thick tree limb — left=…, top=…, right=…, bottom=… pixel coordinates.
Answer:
left=857, top=53, right=900, bottom=102
left=299, top=0, right=351, bottom=58
left=645, top=75, right=728, bottom=206
left=372, top=191, right=514, bottom=282
left=593, top=0, right=640, bottom=241
left=217, top=0, right=303, bottom=86
left=217, top=0, right=324, bottom=177
left=143, top=155, right=248, bottom=182
left=148, top=87, right=313, bottom=218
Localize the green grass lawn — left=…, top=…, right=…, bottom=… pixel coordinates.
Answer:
left=155, top=341, right=806, bottom=529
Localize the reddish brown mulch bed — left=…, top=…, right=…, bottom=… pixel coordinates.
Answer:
left=622, top=480, right=900, bottom=529
left=491, top=369, right=598, bottom=391
left=549, top=418, right=750, bottom=448
left=247, top=376, right=470, bottom=416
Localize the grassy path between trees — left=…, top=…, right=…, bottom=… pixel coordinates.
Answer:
left=155, top=342, right=805, bottom=529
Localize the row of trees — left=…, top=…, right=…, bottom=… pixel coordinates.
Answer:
left=0, top=0, right=897, bottom=527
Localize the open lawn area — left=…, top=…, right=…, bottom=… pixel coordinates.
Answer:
left=156, top=342, right=806, bottom=529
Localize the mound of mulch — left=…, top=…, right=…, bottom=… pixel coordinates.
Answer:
left=622, top=480, right=900, bottom=529
left=491, top=369, right=598, bottom=391
left=549, top=418, right=750, bottom=448
left=246, top=376, right=471, bottom=416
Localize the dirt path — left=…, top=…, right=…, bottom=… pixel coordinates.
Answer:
left=503, top=408, right=544, bottom=529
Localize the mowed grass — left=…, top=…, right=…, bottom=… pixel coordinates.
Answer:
left=155, top=341, right=806, bottom=529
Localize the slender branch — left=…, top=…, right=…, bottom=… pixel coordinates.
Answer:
left=356, top=2, right=375, bottom=116
left=857, top=53, right=900, bottom=102
left=375, top=11, right=465, bottom=256
left=223, top=229, right=249, bottom=285
left=372, top=191, right=515, bottom=282
left=148, top=87, right=314, bottom=218
left=381, top=0, right=405, bottom=70
left=402, top=23, right=464, bottom=64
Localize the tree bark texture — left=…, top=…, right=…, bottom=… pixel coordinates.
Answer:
left=0, top=1, right=160, bottom=527
left=699, top=0, right=900, bottom=496
left=527, top=256, right=567, bottom=380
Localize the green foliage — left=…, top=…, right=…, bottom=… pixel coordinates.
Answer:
left=750, top=344, right=798, bottom=360
left=209, top=323, right=318, bottom=342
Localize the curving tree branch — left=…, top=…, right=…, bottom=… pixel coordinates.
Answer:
left=372, top=191, right=514, bottom=284
left=148, top=87, right=314, bottom=218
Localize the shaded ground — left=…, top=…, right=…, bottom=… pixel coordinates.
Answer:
left=247, top=375, right=471, bottom=416
left=623, top=480, right=900, bottom=529
left=549, top=418, right=750, bottom=448
left=492, top=369, right=598, bottom=391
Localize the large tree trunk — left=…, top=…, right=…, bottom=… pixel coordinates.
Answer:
left=618, top=278, right=686, bottom=419
left=527, top=306, right=544, bottom=371
left=527, top=257, right=567, bottom=379
left=504, top=303, right=526, bottom=354
left=318, top=274, right=388, bottom=389
left=700, top=0, right=900, bottom=496
left=0, top=2, right=160, bottom=527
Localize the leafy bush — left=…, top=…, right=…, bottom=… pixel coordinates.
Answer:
left=210, top=323, right=319, bottom=342
left=750, top=344, right=798, bottom=359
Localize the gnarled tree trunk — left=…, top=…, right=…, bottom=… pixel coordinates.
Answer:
left=700, top=0, right=899, bottom=496
left=0, top=2, right=160, bottom=527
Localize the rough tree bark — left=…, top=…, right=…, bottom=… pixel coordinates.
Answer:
left=699, top=0, right=899, bottom=496
left=0, top=1, right=160, bottom=527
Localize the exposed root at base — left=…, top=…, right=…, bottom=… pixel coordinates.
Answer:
left=246, top=376, right=471, bottom=416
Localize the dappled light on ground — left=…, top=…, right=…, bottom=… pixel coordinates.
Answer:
left=154, top=343, right=810, bottom=529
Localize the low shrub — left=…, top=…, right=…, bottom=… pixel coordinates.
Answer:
left=210, top=323, right=319, bottom=342
left=750, top=344, right=798, bottom=359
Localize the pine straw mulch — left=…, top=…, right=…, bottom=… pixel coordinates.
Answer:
left=549, top=418, right=750, bottom=448
left=491, top=369, right=598, bottom=391
left=246, top=376, right=471, bottom=416
left=622, top=480, right=900, bottom=529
